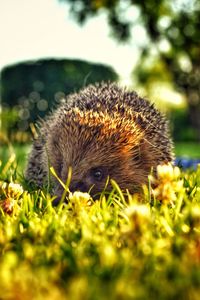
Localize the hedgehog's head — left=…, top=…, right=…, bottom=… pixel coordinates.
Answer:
left=46, top=107, right=169, bottom=203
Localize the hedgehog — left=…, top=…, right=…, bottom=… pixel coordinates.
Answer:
left=25, top=82, right=174, bottom=203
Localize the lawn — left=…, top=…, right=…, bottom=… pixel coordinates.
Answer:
left=0, top=144, right=30, bottom=174
left=175, top=142, right=200, bottom=158
left=0, top=142, right=200, bottom=299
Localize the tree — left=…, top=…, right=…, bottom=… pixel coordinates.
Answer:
left=1, top=58, right=117, bottom=131
left=60, top=0, right=200, bottom=141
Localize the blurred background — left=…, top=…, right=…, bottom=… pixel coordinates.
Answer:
left=0, top=0, right=200, bottom=171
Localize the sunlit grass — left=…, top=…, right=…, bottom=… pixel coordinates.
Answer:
left=0, top=143, right=30, bottom=174
left=175, top=142, right=200, bottom=158
left=0, top=148, right=200, bottom=299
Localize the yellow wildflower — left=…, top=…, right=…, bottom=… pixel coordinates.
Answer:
left=151, top=163, right=183, bottom=205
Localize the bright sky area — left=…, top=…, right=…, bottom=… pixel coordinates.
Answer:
left=0, top=0, right=144, bottom=85
left=0, top=0, right=183, bottom=105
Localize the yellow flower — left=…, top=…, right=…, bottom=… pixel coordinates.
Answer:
left=0, top=182, right=23, bottom=214
left=1, top=198, right=15, bottom=215
left=125, top=204, right=151, bottom=234
left=157, top=164, right=181, bottom=181
left=151, top=164, right=183, bottom=204
left=69, top=191, right=92, bottom=208
left=7, top=183, right=23, bottom=198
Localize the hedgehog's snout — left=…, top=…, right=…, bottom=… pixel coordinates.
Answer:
left=52, top=166, right=109, bottom=205
left=70, top=181, right=89, bottom=193
left=52, top=180, right=90, bottom=206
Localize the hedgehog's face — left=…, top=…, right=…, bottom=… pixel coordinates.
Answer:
left=52, top=157, right=141, bottom=204
left=51, top=149, right=128, bottom=202
left=70, top=166, right=108, bottom=192
left=47, top=109, right=164, bottom=203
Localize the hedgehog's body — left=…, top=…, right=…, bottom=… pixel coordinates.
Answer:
left=26, top=83, right=174, bottom=202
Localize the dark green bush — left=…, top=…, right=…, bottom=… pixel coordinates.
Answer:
left=1, top=59, right=118, bottom=131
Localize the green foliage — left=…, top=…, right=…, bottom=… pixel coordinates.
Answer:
left=169, top=108, right=198, bottom=142
left=60, top=0, right=130, bottom=41
left=0, top=108, right=19, bottom=135
left=0, top=108, right=31, bottom=144
left=60, top=0, right=200, bottom=141
left=175, top=143, right=200, bottom=159
left=0, top=152, right=200, bottom=299
left=0, top=144, right=30, bottom=175
left=1, top=59, right=118, bottom=131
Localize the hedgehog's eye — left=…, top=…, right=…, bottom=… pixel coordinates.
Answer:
left=90, top=167, right=104, bottom=181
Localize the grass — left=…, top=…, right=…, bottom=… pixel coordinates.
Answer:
left=175, top=142, right=200, bottom=158
left=0, top=143, right=200, bottom=299
left=0, top=143, right=30, bottom=174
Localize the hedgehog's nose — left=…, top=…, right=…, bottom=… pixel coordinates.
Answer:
left=52, top=181, right=89, bottom=206
left=70, top=181, right=88, bottom=193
